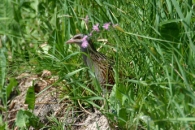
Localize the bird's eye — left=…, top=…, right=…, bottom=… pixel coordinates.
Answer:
left=74, top=36, right=82, bottom=39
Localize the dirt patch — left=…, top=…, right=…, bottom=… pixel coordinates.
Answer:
left=2, top=70, right=111, bottom=130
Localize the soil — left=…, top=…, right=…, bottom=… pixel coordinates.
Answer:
left=2, top=70, right=111, bottom=130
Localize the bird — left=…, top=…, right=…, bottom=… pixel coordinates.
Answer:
left=66, top=34, right=115, bottom=90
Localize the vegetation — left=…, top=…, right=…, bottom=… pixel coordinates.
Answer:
left=1, top=0, right=195, bottom=129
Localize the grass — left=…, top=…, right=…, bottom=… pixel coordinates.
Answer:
left=1, top=0, right=195, bottom=129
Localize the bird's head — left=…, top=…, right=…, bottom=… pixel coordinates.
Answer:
left=66, top=34, right=96, bottom=51
left=66, top=34, right=84, bottom=44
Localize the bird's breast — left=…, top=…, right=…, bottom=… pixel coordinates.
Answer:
left=86, top=55, right=114, bottom=87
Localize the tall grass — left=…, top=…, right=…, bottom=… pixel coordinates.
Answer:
left=0, top=0, right=195, bottom=129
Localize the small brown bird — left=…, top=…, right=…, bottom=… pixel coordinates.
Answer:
left=66, top=34, right=115, bottom=90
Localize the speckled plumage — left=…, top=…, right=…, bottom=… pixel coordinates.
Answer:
left=66, top=34, right=114, bottom=89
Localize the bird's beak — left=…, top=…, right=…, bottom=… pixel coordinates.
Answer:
left=66, top=38, right=75, bottom=44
